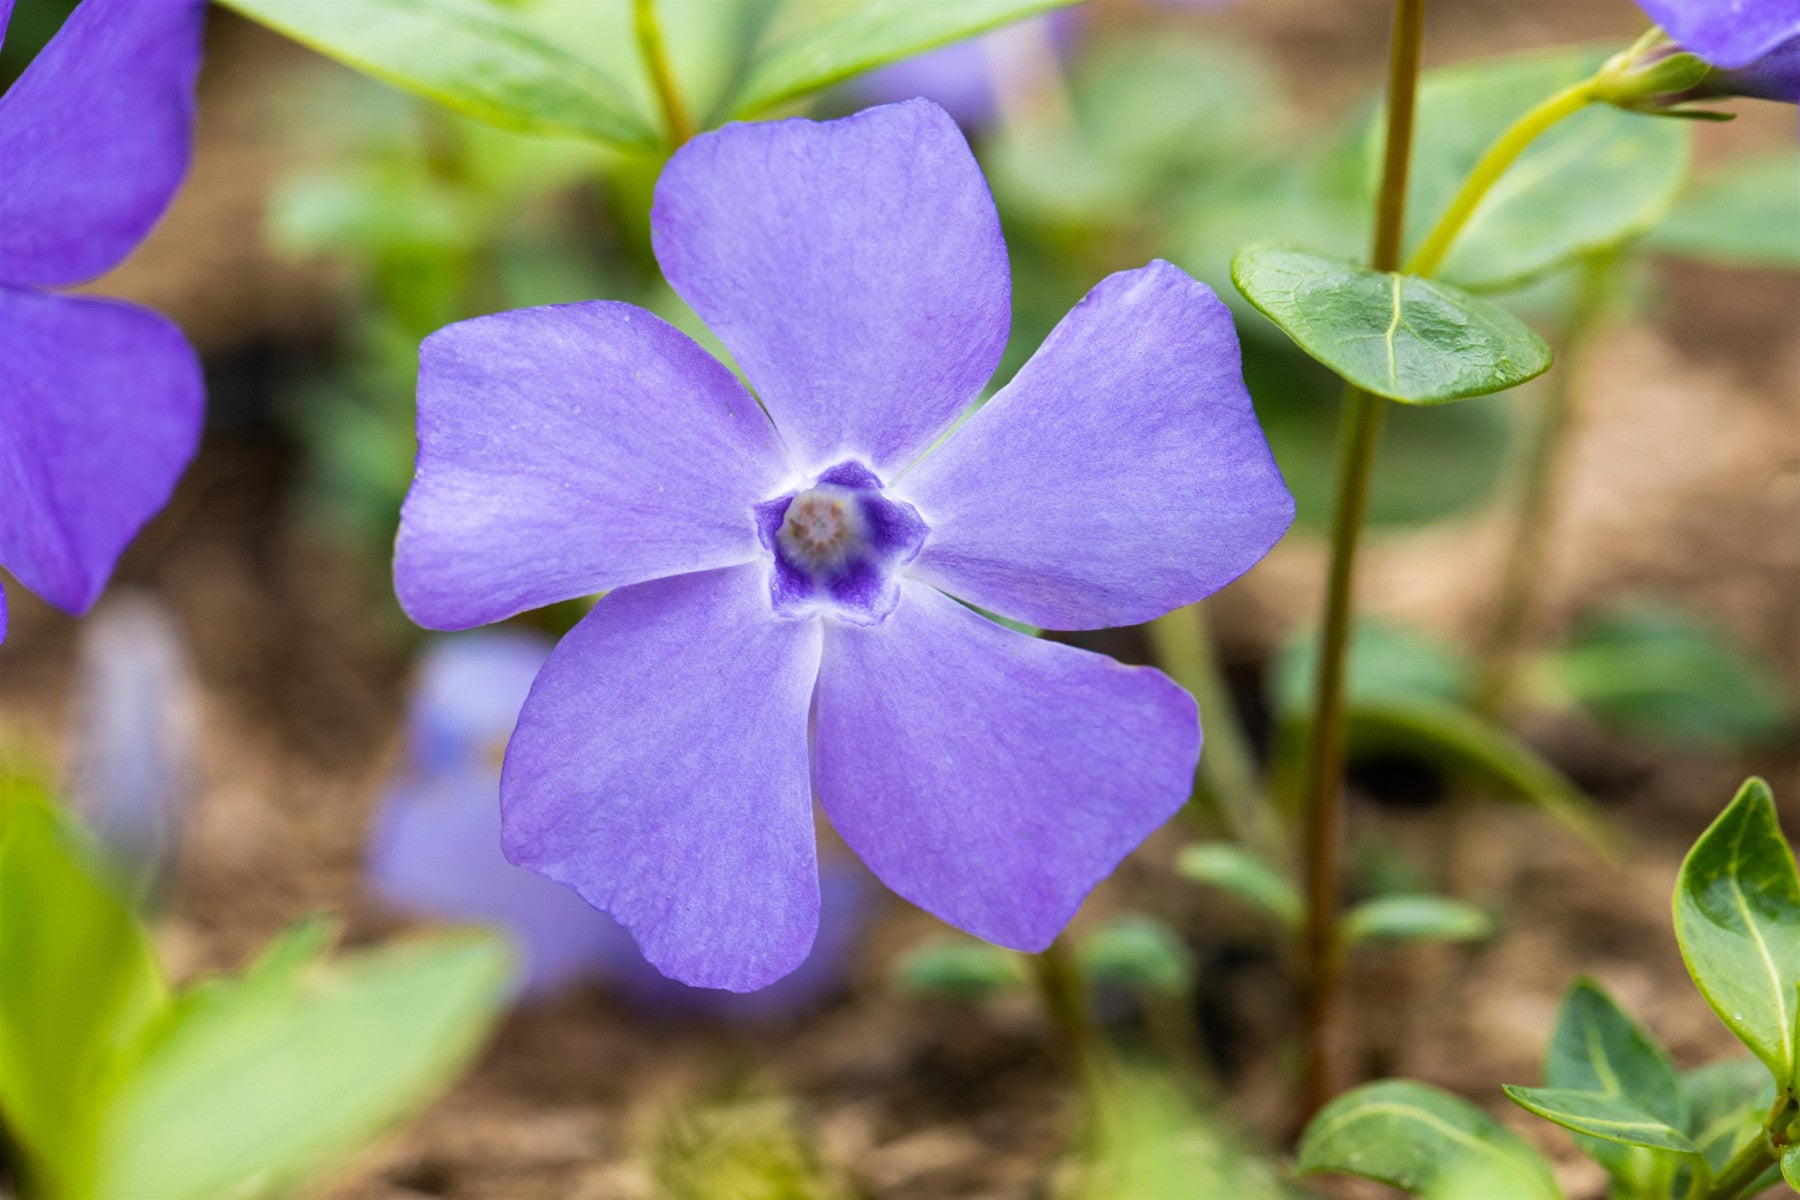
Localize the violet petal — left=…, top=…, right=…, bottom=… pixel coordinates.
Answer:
left=501, top=563, right=824, bottom=991
left=814, top=580, right=1199, bottom=952
left=901, top=261, right=1293, bottom=631
left=396, top=302, right=791, bottom=630
left=0, top=287, right=203, bottom=614
left=0, top=0, right=205, bottom=288
left=1635, top=0, right=1800, bottom=69
left=652, top=99, right=1010, bottom=476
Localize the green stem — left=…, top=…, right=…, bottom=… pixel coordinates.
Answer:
left=1403, top=79, right=1596, bottom=278
left=1472, top=254, right=1615, bottom=717
left=633, top=0, right=696, bottom=148
left=1295, top=0, right=1426, bottom=1126
left=1711, top=1137, right=1778, bottom=1199
left=1146, top=604, right=1279, bottom=857
left=1033, top=939, right=1108, bottom=1112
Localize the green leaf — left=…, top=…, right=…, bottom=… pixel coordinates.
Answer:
left=0, top=803, right=166, bottom=1196
left=1649, top=152, right=1800, bottom=271
left=1545, top=605, right=1794, bottom=750
left=1076, top=916, right=1195, bottom=998
left=1342, top=895, right=1493, bottom=946
left=893, top=939, right=1027, bottom=999
left=1297, top=1080, right=1562, bottom=1199
left=1268, top=621, right=1473, bottom=721
left=92, top=932, right=512, bottom=1200
left=1176, top=844, right=1301, bottom=929
left=1673, top=777, right=1800, bottom=1089
left=1684, top=1059, right=1774, bottom=1174
left=1391, top=48, right=1691, bottom=291
left=1501, top=1087, right=1702, bottom=1160
left=1784, top=1143, right=1800, bottom=1192
left=215, top=0, right=660, bottom=149
left=1231, top=242, right=1552, bottom=405
left=1540, top=980, right=1685, bottom=1190
left=1340, top=695, right=1619, bottom=857
left=728, top=0, right=1081, bottom=118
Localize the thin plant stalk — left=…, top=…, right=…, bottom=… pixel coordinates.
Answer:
left=633, top=0, right=697, bottom=148
left=1032, top=938, right=1109, bottom=1113
left=1294, top=0, right=1427, bottom=1124
left=1473, top=254, right=1617, bottom=716
left=1146, top=604, right=1280, bottom=858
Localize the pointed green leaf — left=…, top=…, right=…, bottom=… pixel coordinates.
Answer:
left=1502, top=1087, right=1703, bottom=1166
left=1674, top=778, right=1800, bottom=1088
left=92, top=932, right=512, bottom=1200
left=1343, top=895, right=1493, bottom=946
left=893, top=939, right=1027, bottom=999
left=1545, top=605, right=1794, bottom=750
left=1341, top=695, right=1619, bottom=857
left=1298, top=1080, right=1562, bottom=1199
left=1390, top=48, right=1691, bottom=291
left=1176, top=844, right=1301, bottom=929
left=214, top=0, right=660, bottom=149
left=728, top=0, right=1082, bottom=118
left=1540, top=980, right=1685, bottom=1189
left=1076, top=916, right=1195, bottom=998
left=1231, top=242, right=1552, bottom=405
left=0, top=803, right=166, bottom=1196
left=1684, top=1059, right=1774, bottom=1173
left=1649, top=152, right=1800, bottom=271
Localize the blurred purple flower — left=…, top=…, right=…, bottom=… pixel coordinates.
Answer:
left=394, top=100, right=1294, bottom=992
left=854, top=13, right=1077, bottom=130
left=0, top=0, right=207, bottom=643
left=1635, top=0, right=1800, bottom=69
left=369, top=632, right=871, bottom=1014
left=67, top=591, right=198, bottom=904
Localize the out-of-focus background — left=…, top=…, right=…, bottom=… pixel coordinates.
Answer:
left=1, top=0, right=1796, bottom=1195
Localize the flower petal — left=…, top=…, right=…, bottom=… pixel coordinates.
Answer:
left=900, top=261, right=1293, bottom=630
left=0, top=287, right=203, bottom=614
left=814, top=582, right=1199, bottom=951
left=0, top=0, right=205, bottom=288
left=501, top=563, right=823, bottom=991
left=0, top=2, right=13, bottom=44
left=652, top=99, right=1010, bottom=475
left=1636, top=0, right=1800, bottom=68
left=396, top=302, right=791, bottom=630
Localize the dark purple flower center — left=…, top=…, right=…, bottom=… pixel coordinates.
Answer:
left=754, top=461, right=927, bottom=626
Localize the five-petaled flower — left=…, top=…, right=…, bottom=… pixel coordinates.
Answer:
left=1634, top=0, right=1800, bottom=104
left=394, top=100, right=1295, bottom=992
left=0, top=0, right=207, bottom=642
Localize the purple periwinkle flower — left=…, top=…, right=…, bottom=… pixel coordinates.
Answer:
left=1696, top=34, right=1800, bottom=103
left=1634, top=0, right=1800, bottom=69
left=369, top=632, right=870, bottom=1016
left=393, top=100, right=1295, bottom=992
left=0, top=0, right=207, bottom=643
left=67, top=591, right=198, bottom=904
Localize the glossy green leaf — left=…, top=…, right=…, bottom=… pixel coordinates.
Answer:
left=1673, top=778, right=1800, bottom=1088
left=893, top=939, right=1027, bottom=999
left=92, top=932, right=512, bottom=1199
left=1342, top=696, right=1618, bottom=856
left=215, top=0, right=660, bottom=149
left=0, top=803, right=165, bottom=1196
left=1502, top=1087, right=1702, bottom=1162
left=1649, top=152, right=1800, bottom=271
left=1077, top=916, right=1195, bottom=998
left=1269, top=621, right=1473, bottom=721
left=728, top=0, right=1081, bottom=118
left=1540, top=980, right=1685, bottom=1190
left=1390, top=48, right=1690, bottom=291
left=1343, top=895, right=1493, bottom=946
left=1784, top=1143, right=1800, bottom=1192
left=1546, top=605, right=1794, bottom=750
left=1298, top=1080, right=1562, bottom=1199
left=1684, top=1059, right=1774, bottom=1174
left=1176, top=844, right=1301, bottom=929
left=1231, top=242, right=1552, bottom=405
